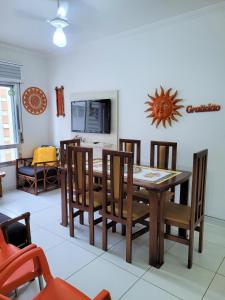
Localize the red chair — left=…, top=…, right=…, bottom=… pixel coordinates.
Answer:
left=0, top=247, right=111, bottom=300
left=0, top=229, right=42, bottom=296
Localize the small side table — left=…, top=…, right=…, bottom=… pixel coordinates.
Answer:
left=0, top=171, right=6, bottom=197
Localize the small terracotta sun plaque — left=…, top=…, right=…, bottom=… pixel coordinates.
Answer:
left=22, top=87, right=47, bottom=115
left=145, top=86, right=184, bottom=128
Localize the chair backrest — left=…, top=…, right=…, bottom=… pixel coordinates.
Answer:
left=32, top=146, right=57, bottom=166
left=60, top=138, right=80, bottom=165
left=67, top=146, right=94, bottom=209
left=191, top=149, right=208, bottom=226
left=119, top=139, right=141, bottom=165
left=0, top=247, right=53, bottom=290
left=150, top=141, right=177, bottom=170
left=102, top=149, right=133, bottom=222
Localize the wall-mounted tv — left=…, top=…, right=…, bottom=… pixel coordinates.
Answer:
left=71, top=99, right=111, bottom=134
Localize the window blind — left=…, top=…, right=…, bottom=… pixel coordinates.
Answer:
left=0, top=61, right=22, bottom=83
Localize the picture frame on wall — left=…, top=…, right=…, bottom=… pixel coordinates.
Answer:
left=55, top=85, right=65, bottom=117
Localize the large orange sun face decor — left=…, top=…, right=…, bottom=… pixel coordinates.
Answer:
left=145, top=86, right=184, bottom=128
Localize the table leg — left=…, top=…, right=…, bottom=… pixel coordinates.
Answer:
left=179, top=179, right=189, bottom=237
left=158, top=191, right=165, bottom=266
left=61, top=169, right=68, bottom=226
left=149, top=190, right=165, bottom=268
left=0, top=178, right=2, bottom=197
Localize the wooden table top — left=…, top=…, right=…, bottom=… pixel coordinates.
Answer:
left=92, top=159, right=191, bottom=192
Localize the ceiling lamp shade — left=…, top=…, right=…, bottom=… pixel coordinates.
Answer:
left=48, top=0, right=69, bottom=48
left=53, top=27, right=67, bottom=47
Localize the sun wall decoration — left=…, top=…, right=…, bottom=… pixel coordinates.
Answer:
left=145, top=86, right=184, bottom=128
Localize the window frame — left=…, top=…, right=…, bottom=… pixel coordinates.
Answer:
left=0, top=82, right=23, bottom=166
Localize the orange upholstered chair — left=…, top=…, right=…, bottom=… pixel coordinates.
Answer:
left=0, top=246, right=111, bottom=300
left=0, top=231, right=42, bottom=296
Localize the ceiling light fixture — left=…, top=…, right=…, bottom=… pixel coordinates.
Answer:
left=48, top=0, right=69, bottom=48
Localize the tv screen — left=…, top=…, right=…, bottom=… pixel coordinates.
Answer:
left=71, top=99, right=111, bottom=133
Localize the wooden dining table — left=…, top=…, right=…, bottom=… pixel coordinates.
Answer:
left=60, top=160, right=191, bottom=268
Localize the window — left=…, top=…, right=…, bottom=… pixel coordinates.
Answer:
left=0, top=62, right=23, bottom=165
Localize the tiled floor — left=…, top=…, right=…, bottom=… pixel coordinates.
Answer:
left=1, top=189, right=225, bottom=300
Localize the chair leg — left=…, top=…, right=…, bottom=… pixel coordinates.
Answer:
left=89, top=212, right=94, bottom=246
left=15, top=288, right=18, bottom=297
left=38, top=275, right=44, bottom=290
left=102, top=217, right=108, bottom=251
left=69, top=207, right=74, bottom=237
left=126, top=224, right=132, bottom=263
left=79, top=211, right=84, bottom=225
left=122, top=224, right=126, bottom=236
left=34, top=180, right=38, bottom=195
left=188, top=228, right=194, bottom=269
left=112, top=221, right=116, bottom=233
left=198, top=220, right=204, bottom=253
left=165, top=224, right=171, bottom=235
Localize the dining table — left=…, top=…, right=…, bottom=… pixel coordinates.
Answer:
left=60, top=159, right=191, bottom=268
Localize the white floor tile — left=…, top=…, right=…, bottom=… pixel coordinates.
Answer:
left=16, top=280, right=40, bottom=300
left=167, top=238, right=225, bottom=272
left=67, top=257, right=138, bottom=300
left=204, top=223, right=225, bottom=248
left=121, top=279, right=179, bottom=300
left=31, top=204, right=62, bottom=225
left=217, top=258, right=225, bottom=277
left=101, top=232, right=150, bottom=277
left=0, top=206, right=17, bottom=218
left=143, top=253, right=215, bottom=300
left=203, top=274, right=225, bottom=300
left=31, top=228, right=65, bottom=251
left=1, top=189, right=60, bottom=214
left=46, top=241, right=96, bottom=279
left=67, top=221, right=124, bottom=256
left=2, top=190, right=225, bottom=300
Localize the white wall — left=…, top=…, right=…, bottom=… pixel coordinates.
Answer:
left=48, top=3, right=225, bottom=219
left=0, top=43, right=50, bottom=190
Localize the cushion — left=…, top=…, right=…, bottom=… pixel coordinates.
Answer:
left=165, top=202, right=191, bottom=227
left=106, top=200, right=149, bottom=222
left=0, top=213, right=27, bottom=247
left=32, top=146, right=56, bottom=166
left=18, top=166, right=57, bottom=179
left=77, top=191, right=105, bottom=209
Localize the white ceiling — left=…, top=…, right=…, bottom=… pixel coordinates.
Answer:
left=0, top=0, right=224, bottom=54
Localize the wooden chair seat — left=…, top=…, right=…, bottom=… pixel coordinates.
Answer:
left=165, top=202, right=191, bottom=228
left=107, top=200, right=149, bottom=222
left=76, top=191, right=108, bottom=209
left=133, top=189, right=174, bottom=203
left=67, top=182, right=101, bottom=193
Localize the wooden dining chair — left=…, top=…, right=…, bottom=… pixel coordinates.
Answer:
left=67, top=146, right=104, bottom=245
left=119, top=139, right=141, bottom=165
left=60, top=138, right=81, bottom=166
left=102, top=149, right=149, bottom=263
left=150, top=140, right=177, bottom=170
left=133, top=141, right=177, bottom=202
left=164, top=149, right=208, bottom=268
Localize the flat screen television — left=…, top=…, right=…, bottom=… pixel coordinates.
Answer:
left=71, top=99, right=111, bottom=133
